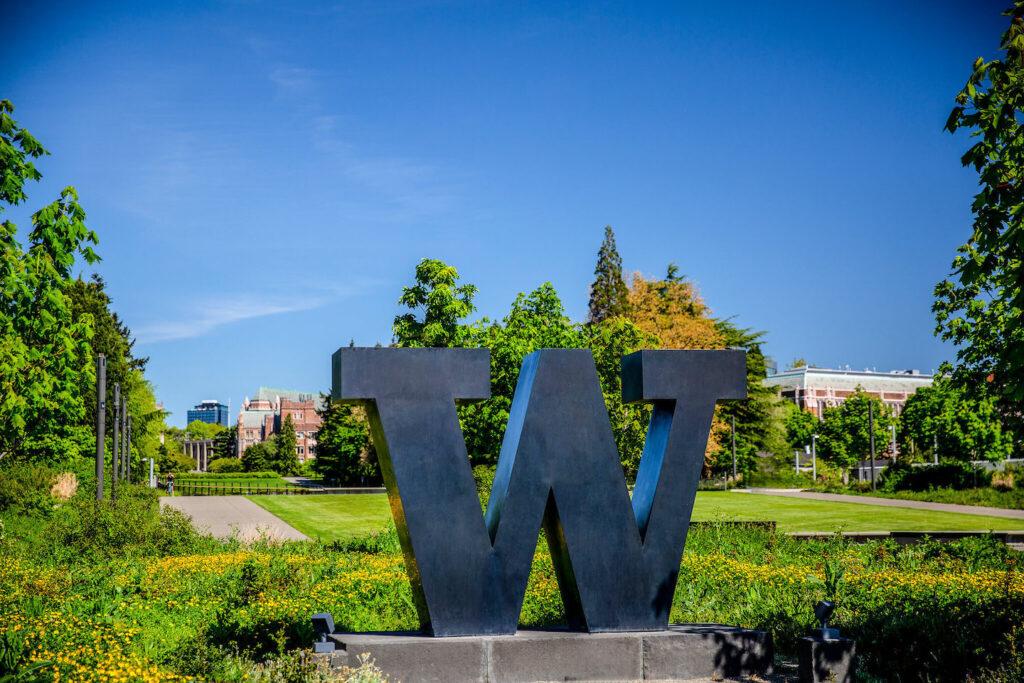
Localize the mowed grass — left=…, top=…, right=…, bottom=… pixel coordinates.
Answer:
left=248, top=491, right=1024, bottom=541
left=249, top=494, right=392, bottom=539
left=694, top=491, right=1024, bottom=532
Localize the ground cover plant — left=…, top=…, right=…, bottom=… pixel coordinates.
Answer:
left=4, top=484, right=1024, bottom=682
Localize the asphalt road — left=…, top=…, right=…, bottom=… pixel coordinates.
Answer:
left=160, top=495, right=310, bottom=541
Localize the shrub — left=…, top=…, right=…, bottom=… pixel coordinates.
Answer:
left=50, top=472, right=78, bottom=501
left=880, top=460, right=992, bottom=492
left=473, top=464, right=495, bottom=506
left=992, top=470, right=1015, bottom=492
left=208, top=457, right=244, bottom=474
left=173, top=471, right=282, bottom=480
left=0, top=462, right=57, bottom=517
left=43, top=483, right=215, bottom=562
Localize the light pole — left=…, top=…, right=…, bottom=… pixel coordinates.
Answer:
left=811, top=433, right=818, bottom=481
left=868, top=400, right=877, bottom=492
left=933, top=433, right=938, bottom=465
left=731, top=415, right=737, bottom=481
left=890, top=424, right=897, bottom=463
left=95, top=355, right=106, bottom=501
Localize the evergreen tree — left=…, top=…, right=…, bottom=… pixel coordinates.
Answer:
left=212, top=425, right=237, bottom=461
left=312, top=396, right=378, bottom=485
left=273, top=415, right=299, bottom=475
left=586, top=226, right=630, bottom=324
left=241, top=438, right=274, bottom=473
left=712, top=319, right=787, bottom=475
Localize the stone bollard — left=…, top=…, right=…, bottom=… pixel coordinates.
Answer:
left=798, top=630, right=856, bottom=683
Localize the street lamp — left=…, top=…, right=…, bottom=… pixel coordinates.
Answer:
left=890, top=424, right=897, bottom=463
left=811, top=434, right=818, bottom=481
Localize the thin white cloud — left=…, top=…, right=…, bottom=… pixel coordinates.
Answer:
left=135, top=284, right=357, bottom=343
left=269, top=66, right=315, bottom=98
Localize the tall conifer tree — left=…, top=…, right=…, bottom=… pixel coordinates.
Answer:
left=587, top=225, right=630, bottom=323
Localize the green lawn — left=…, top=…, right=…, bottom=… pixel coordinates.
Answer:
left=694, top=491, right=1024, bottom=532
left=249, top=494, right=393, bottom=539
left=248, top=491, right=1024, bottom=541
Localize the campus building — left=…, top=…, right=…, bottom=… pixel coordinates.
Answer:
left=763, top=366, right=934, bottom=418
left=236, top=387, right=323, bottom=463
left=186, top=400, right=230, bottom=426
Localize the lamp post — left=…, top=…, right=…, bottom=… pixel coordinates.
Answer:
left=811, top=433, right=818, bottom=481
left=112, top=384, right=120, bottom=502
left=731, top=415, right=737, bottom=481
left=95, top=355, right=106, bottom=501
left=933, top=433, right=939, bottom=465
left=890, top=424, right=897, bottom=463
left=868, top=400, right=877, bottom=492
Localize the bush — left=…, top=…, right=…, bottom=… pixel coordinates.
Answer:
left=207, top=457, right=244, bottom=474
left=43, top=483, right=215, bottom=562
left=0, top=461, right=57, bottom=517
left=473, top=464, right=495, bottom=506
left=880, top=460, right=992, bottom=492
left=173, top=471, right=281, bottom=480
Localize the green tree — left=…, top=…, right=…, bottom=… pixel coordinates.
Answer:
left=271, top=415, right=299, bottom=475
left=212, top=425, right=237, bottom=461
left=461, top=283, right=585, bottom=465
left=0, top=100, right=100, bottom=464
left=393, top=258, right=477, bottom=347
left=712, top=320, right=786, bottom=475
left=817, top=389, right=897, bottom=469
left=68, top=275, right=147, bottom=429
left=184, top=420, right=224, bottom=441
left=782, top=401, right=818, bottom=452
left=241, top=437, right=275, bottom=473
left=900, top=379, right=1013, bottom=462
left=935, top=3, right=1024, bottom=428
left=312, top=397, right=378, bottom=485
left=587, top=225, right=630, bottom=324
left=579, top=315, right=659, bottom=477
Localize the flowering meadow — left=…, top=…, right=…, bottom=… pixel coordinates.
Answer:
left=2, top=486, right=1024, bottom=682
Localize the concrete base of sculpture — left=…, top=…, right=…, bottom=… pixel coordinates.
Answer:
left=319, top=623, right=773, bottom=683
left=798, top=635, right=855, bottom=683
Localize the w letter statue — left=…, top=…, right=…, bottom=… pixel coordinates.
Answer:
left=332, top=347, right=746, bottom=636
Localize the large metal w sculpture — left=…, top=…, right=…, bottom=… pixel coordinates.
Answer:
left=332, top=347, right=746, bottom=637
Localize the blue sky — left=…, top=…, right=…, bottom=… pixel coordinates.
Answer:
left=4, top=1, right=1006, bottom=426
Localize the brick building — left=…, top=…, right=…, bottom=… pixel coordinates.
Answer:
left=236, top=387, right=324, bottom=464
left=763, top=366, right=934, bottom=418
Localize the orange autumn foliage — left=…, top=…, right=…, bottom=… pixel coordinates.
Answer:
left=625, top=271, right=730, bottom=475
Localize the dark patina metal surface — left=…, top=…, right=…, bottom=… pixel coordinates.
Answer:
left=332, top=346, right=746, bottom=636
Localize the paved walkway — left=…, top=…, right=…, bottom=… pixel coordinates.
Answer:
left=739, top=488, right=1024, bottom=520
left=160, top=496, right=310, bottom=541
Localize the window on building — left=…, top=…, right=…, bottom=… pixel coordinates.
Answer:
left=297, top=446, right=304, bottom=455
left=294, top=412, right=303, bottom=420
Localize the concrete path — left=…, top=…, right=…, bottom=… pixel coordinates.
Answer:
left=739, top=488, right=1024, bottom=520
left=161, top=496, right=310, bottom=541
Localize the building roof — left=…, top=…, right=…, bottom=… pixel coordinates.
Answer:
left=253, top=387, right=318, bottom=403
left=239, top=410, right=275, bottom=427
left=763, top=366, right=934, bottom=393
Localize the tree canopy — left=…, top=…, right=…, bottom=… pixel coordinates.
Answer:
left=0, top=100, right=100, bottom=464
left=935, top=2, right=1024, bottom=430
left=900, top=378, right=1013, bottom=462
left=393, top=258, right=478, bottom=347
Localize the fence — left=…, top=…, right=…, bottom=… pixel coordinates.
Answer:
left=160, top=480, right=310, bottom=496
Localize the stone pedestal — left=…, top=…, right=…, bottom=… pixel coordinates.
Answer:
left=321, top=623, right=773, bottom=683
left=798, top=635, right=856, bottom=683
